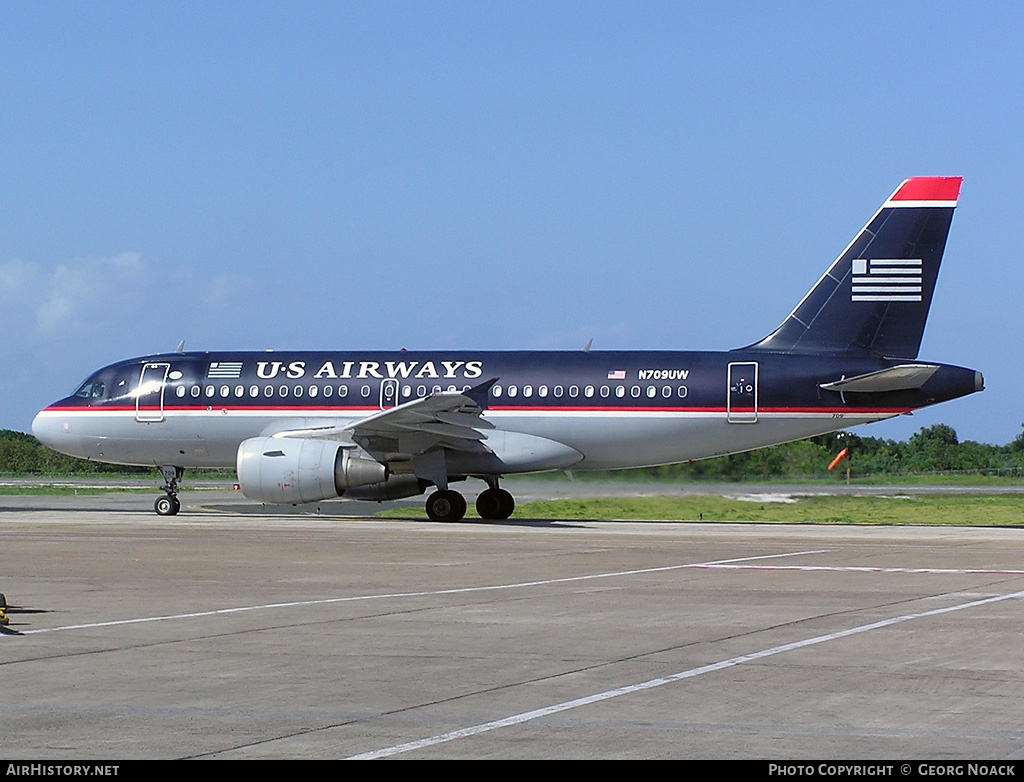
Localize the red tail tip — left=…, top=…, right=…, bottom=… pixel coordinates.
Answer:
left=890, top=177, right=962, bottom=203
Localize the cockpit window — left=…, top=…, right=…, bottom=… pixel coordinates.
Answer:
left=74, top=380, right=106, bottom=399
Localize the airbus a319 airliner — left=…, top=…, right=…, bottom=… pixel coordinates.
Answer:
left=33, top=177, right=982, bottom=521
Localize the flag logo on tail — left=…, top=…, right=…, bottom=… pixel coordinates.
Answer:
left=851, top=258, right=922, bottom=302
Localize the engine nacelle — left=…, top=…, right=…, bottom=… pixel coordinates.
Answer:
left=345, top=475, right=430, bottom=502
left=236, top=436, right=386, bottom=505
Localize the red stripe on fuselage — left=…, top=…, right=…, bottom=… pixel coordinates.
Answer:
left=39, top=405, right=913, bottom=415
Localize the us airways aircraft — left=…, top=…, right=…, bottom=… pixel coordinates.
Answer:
left=33, top=177, right=982, bottom=521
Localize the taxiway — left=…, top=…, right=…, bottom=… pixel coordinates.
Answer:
left=2, top=489, right=1023, bottom=759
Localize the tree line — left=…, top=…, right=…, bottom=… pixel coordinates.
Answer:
left=2, top=425, right=1023, bottom=480
left=642, top=423, right=1024, bottom=480
left=0, top=430, right=150, bottom=475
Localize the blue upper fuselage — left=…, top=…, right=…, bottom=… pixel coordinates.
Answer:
left=39, top=348, right=981, bottom=419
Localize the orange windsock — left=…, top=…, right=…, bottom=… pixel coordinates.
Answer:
left=828, top=448, right=849, bottom=471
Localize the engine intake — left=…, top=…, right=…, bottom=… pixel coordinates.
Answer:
left=236, top=436, right=386, bottom=505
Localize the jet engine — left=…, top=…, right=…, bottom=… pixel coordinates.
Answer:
left=236, top=436, right=386, bottom=504
left=345, top=475, right=430, bottom=502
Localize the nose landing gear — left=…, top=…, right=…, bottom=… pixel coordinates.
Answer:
left=154, top=466, right=184, bottom=516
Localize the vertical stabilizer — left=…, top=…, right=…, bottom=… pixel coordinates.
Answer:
left=749, top=177, right=961, bottom=359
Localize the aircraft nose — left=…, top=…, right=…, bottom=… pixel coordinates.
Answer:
left=31, top=408, right=60, bottom=447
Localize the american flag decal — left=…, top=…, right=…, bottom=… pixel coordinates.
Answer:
left=851, top=258, right=923, bottom=302
left=207, top=361, right=243, bottom=379
left=607, top=370, right=626, bottom=380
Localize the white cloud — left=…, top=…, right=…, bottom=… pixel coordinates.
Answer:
left=0, top=252, right=148, bottom=336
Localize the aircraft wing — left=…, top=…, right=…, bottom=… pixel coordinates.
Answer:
left=259, top=378, right=581, bottom=479
left=264, top=382, right=497, bottom=456
left=343, top=381, right=497, bottom=458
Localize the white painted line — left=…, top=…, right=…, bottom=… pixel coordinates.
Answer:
left=19, top=550, right=1019, bottom=638
left=15, top=550, right=827, bottom=636
left=694, top=564, right=1024, bottom=576
left=348, top=588, right=1024, bottom=759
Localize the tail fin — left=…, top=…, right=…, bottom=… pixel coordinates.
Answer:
left=749, top=177, right=961, bottom=359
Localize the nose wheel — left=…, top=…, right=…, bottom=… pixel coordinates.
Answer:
left=154, top=494, right=181, bottom=516
left=154, top=466, right=184, bottom=516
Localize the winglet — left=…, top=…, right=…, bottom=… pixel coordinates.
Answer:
left=465, top=378, right=499, bottom=410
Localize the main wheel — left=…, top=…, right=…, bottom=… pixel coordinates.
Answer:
left=426, top=490, right=467, bottom=522
left=476, top=488, right=515, bottom=520
left=154, top=495, right=180, bottom=516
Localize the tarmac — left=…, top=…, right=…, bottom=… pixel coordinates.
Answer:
left=2, top=482, right=1023, bottom=759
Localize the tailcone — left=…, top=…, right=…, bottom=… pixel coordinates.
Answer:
left=923, top=364, right=984, bottom=405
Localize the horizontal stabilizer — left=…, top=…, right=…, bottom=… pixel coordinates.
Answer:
left=820, top=364, right=940, bottom=393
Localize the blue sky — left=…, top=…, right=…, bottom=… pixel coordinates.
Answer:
left=1, top=2, right=1021, bottom=445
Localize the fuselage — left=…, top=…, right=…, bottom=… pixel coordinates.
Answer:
left=32, top=348, right=983, bottom=472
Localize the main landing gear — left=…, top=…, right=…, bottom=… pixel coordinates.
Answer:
left=424, top=482, right=516, bottom=522
left=154, top=465, right=184, bottom=516
left=475, top=487, right=515, bottom=520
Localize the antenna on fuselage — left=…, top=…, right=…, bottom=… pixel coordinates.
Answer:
left=174, top=340, right=185, bottom=354
left=582, top=338, right=593, bottom=352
